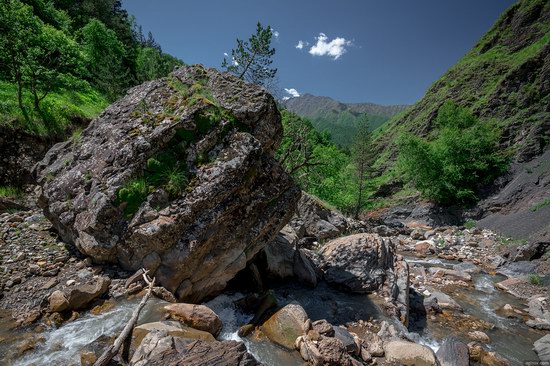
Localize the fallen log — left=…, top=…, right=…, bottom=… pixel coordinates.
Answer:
left=94, top=269, right=155, bottom=366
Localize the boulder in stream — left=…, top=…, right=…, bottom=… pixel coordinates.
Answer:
left=436, top=337, right=469, bottom=366
left=384, top=340, right=440, bottom=366
left=164, top=303, right=222, bottom=337
left=36, top=65, right=300, bottom=302
left=130, top=330, right=259, bottom=366
left=260, top=303, right=308, bottom=350
left=319, top=233, right=409, bottom=324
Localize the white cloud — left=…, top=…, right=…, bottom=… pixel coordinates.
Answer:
left=223, top=52, right=229, bottom=57
left=272, top=30, right=280, bottom=40
left=282, top=88, right=300, bottom=100
left=308, top=33, right=352, bottom=60
left=296, top=40, right=308, bottom=50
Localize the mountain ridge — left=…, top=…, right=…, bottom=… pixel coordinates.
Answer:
left=282, top=93, right=409, bottom=147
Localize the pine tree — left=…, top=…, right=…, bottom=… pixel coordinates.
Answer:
left=222, top=22, right=277, bottom=87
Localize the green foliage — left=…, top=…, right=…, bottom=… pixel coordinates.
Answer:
left=0, top=0, right=83, bottom=122
left=117, top=178, right=148, bottom=217
left=464, top=219, right=476, bottom=229
left=529, top=274, right=542, bottom=286
left=222, top=22, right=277, bottom=86
left=530, top=198, right=550, bottom=212
left=136, top=46, right=182, bottom=84
left=398, top=102, right=508, bottom=205
left=79, top=19, right=127, bottom=100
left=117, top=150, right=188, bottom=217
left=0, top=186, right=23, bottom=198
left=0, top=0, right=181, bottom=135
left=277, top=110, right=357, bottom=213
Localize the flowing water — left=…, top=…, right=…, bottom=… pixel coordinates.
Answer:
left=1, top=258, right=544, bottom=365
left=405, top=255, right=545, bottom=364
left=3, top=298, right=166, bottom=366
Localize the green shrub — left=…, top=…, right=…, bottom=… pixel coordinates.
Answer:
left=398, top=102, right=508, bottom=205
left=464, top=219, right=476, bottom=229
left=117, top=178, right=148, bottom=217
left=0, top=186, right=23, bottom=198
left=529, top=274, right=542, bottom=286
left=530, top=198, right=550, bottom=212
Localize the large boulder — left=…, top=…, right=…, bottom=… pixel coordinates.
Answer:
left=319, top=233, right=409, bottom=324
left=384, top=340, right=440, bottom=366
left=35, top=65, right=300, bottom=302
left=260, top=303, right=308, bottom=350
left=130, top=330, right=258, bottom=366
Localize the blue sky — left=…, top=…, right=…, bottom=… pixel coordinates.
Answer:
left=123, top=0, right=516, bottom=105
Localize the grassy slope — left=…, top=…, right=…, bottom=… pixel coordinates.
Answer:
left=368, top=0, right=550, bottom=206
left=0, top=81, right=108, bottom=137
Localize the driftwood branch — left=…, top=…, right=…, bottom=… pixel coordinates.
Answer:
left=94, top=269, right=155, bottom=366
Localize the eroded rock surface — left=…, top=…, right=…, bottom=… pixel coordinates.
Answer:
left=35, top=65, right=300, bottom=302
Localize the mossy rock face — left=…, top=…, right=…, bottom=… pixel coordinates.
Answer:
left=36, top=64, right=301, bottom=303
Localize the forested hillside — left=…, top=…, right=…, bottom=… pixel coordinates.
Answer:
left=282, top=93, right=408, bottom=148
left=0, top=0, right=182, bottom=136
left=369, top=0, right=549, bottom=206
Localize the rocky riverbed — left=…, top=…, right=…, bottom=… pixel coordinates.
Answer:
left=1, top=193, right=549, bottom=365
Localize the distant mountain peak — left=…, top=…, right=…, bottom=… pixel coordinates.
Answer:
left=281, top=94, right=409, bottom=147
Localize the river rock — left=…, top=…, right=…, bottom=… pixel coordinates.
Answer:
left=133, top=320, right=215, bottom=348
left=130, top=330, right=258, bottom=366
left=468, top=330, right=490, bottom=343
left=260, top=303, right=308, bottom=350
left=428, top=267, right=472, bottom=282
left=534, top=334, right=550, bottom=362
left=164, top=303, right=222, bottom=337
left=415, top=240, right=435, bottom=255
left=468, top=342, right=511, bottom=366
left=312, top=319, right=334, bottom=336
left=48, top=290, right=69, bottom=313
left=528, top=296, right=550, bottom=322
left=334, top=326, right=358, bottom=354
left=319, top=233, right=409, bottom=324
left=298, top=333, right=353, bottom=366
left=65, top=276, right=110, bottom=310
left=424, top=289, right=463, bottom=311
left=436, top=337, right=469, bottom=366
left=384, top=340, right=440, bottom=366
left=36, top=65, right=300, bottom=302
